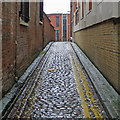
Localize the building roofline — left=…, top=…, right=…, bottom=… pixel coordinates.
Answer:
left=43, top=12, right=55, bottom=30
left=47, top=13, right=70, bottom=15
left=43, top=11, right=51, bottom=22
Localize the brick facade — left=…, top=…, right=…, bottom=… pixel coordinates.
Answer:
left=118, top=22, right=120, bottom=92
left=47, top=14, right=70, bottom=41
left=0, top=1, right=2, bottom=98
left=1, top=2, right=55, bottom=97
left=67, top=14, right=70, bottom=41
left=15, top=2, right=43, bottom=79
left=74, top=19, right=120, bottom=93
left=43, top=13, right=55, bottom=47
left=47, top=14, right=62, bottom=41
left=2, top=3, right=17, bottom=96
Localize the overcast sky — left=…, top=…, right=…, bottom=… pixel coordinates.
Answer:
left=44, top=0, right=70, bottom=14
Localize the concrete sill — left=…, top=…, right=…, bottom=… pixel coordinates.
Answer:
left=20, top=17, right=29, bottom=27
left=87, top=10, right=92, bottom=15
left=39, top=21, right=43, bottom=25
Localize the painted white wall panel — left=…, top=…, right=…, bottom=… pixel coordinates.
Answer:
left=73, top=1, right=120, bottom=32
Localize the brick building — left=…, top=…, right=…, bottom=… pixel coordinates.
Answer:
left=0, top=2, right=55, bottom=97
left=70, top=1, right=120, bottom=93
left=47, top=13, right=70, bottom=41
left=0, top=1, right=2, bottom=99
left=43, top=12, right=55, bottom=47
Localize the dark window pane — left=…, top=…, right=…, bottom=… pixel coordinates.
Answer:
left=56, top=17, right=59, bottom=27
left=20, top=2, right=30, bottom=23
left=56, top=30, right=59, bottom=41
left=40, top=2, right=43, bottom=22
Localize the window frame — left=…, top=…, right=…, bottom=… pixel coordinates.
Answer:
left=56, top=16, right=59, bottom=27
left=56, top=29, right=59, bottom=41
left=19, top=1, right=30, bottom=26
left=89, top=0, right=92, bottom=11
left=75, top=9, right=79, bottom=25
left=39, top=2, right=43, bottom=23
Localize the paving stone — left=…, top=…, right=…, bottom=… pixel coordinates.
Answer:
left=7, top=42, right=107, bottom=119
left=71, top=42, right=120, bottom=119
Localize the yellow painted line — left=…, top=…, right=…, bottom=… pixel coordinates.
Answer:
left=70, top=56, right=91, bottom=118
left=75, top=58, right=102, bottom=118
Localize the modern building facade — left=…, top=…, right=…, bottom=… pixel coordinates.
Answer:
left=0, top=2, right=55, bottom=97
left=70, top=1, right=120, bottom=93
left=47, top=13, right=70, bottom=41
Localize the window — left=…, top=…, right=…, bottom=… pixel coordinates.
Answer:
left=86, top=1, right=89, bottom=13
left=56, top=16, right=59, bottom=27
left=84, top=1, right=86, bottom=18
left=86, top=0, right=92, bottom=14
left=76, top=11, right=78, bottom=24
left=80, top=0, right=86, bottom=19
left=89, top=0, right=92, bottom=10
left=56, top=30, right=59, bottom=41
left=63, top=15, right=67, bottom=41
left=75, top=9, right=79, bottom=25
left=20, top=1, right=30, bottom=23
left=82, top=0, right=84, bottom=18
left=40, top=2, right=43, bottom=22
left=80, top=2, right=83, bottom=19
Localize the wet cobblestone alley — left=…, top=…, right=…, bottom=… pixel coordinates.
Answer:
left=7, top=42, right=107, bottom=119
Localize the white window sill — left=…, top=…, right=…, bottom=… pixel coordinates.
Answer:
left=87, top=10, right=92, bottom=15
left=39, top=21, right=43, bottom=25
left=20, top=17, right=29, bottom=27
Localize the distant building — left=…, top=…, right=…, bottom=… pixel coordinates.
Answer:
left=47, top=13, right=70, bottom=41
left=70, top=1, right=120, bottom=94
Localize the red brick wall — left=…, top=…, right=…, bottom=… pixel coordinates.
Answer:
left=16, top=2, right=43, bottom=78
left=70, top=2, right=72, bottom=37
left=47, top=14, right=62, bottom=41
left=118, top=22, right=120, bottom=91
left=43, top=13, right=55, bottom=47
left=67, top=14, right=70, bottom=41
left=2, top=3, right=16, bottom=96
left=2, top=2, right=44, bottom=96
left=47, top=14, right=70, bottom=41
left=0, top=1, right=2, bottom=98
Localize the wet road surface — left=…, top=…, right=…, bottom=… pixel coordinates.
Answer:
left=8, top=42, right=107, bottom=119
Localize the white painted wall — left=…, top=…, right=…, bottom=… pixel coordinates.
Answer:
left=74, top=1, right=120, bottom=32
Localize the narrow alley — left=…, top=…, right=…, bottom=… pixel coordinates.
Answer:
left=5, top=42, right=107, bottom=119
left=0, top=1, right=120, bottom=119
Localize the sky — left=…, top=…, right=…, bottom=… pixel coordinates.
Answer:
left=44, top=0, right=70, bottom=14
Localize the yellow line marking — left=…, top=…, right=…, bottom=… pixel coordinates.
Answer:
left=48, top=68, right=56, bottom=71
left=70, top=56, right=91, bottom=118
left=75, top=58, right=102, bottom=118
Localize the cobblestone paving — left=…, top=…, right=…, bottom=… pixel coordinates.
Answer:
left=8, top=42, right=107, bottom=119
